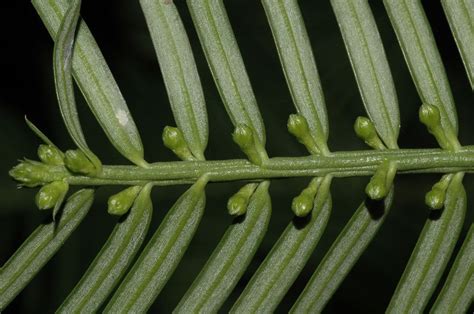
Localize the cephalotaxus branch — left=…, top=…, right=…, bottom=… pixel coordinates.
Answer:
left=10, top=146, right=474, bottom=187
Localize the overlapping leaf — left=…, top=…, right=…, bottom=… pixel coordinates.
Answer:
left=33, top=0, right=147, bottom=167
left=140, top=0, right=208, bottom=160
left=58, top=184, right=153, bottom=313
left=0, top=189, right=94, bottom=311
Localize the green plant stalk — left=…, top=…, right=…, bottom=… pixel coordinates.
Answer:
left=19, top=147, right=474, bottom=186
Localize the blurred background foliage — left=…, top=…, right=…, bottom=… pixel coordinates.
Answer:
left=0, top=0, right=472, bottom=313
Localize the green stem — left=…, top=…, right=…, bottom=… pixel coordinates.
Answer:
left=30, top=147, right=474, bottom=186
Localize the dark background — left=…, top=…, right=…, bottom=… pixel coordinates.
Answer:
left=0, top=0, right=473, bottom=313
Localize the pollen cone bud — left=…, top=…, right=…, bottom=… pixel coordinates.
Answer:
left=227, top=183, right=258, bottom=216
left=35, top=180, right=69, bottom=210
left=232, top=124, right=254, bottom=149
left=354, top=116, right=385, bottom=150
left=9, top=160, right=49, bottom=187
left=38, top=144, right=64, bottom=166
left=292, top=194, right=314, bottom=217
left=287, top=114, right=310, bottom=140
left=419, top=103, right=441, bottom=129
left=108, top=186, right=142, bottom=216
left=64, top=149, right=96, bottom=175
left=162, top=126, right=195, bottom=161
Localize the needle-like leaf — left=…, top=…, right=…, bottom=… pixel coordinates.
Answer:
left=431, top=223, right=473, bottom=313
left=291, top=187, right=394, bottom=313
left=175, top=181, right=271, bottom=313
left=187, top=0, right=266, bottom=145
left=104, top=177, right=208, bottom=313
left=262, top=0, right=329, bottom=153
left=231, top=177, right=332, bottom=312
left=384, top=0, right=459, bottom=139
left=331, top=0, right=399, bottom=149
left=0, top=189, right=94, bottom=311
left=387, top=173, right=466, bottom=313
left=32, top=0, right=148, bottom=167
left=58, top=184, right=153, bottom=313
left=140, top=0, right=208, bottom=160
left=52, top=0, right=101, bottom=172
left=441, top=0, right=474, bottom=90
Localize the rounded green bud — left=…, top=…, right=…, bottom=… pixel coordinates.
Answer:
left=162, top=126, right=196, bottom=161
left=287, top=114, right=310, bottom=139
left=38, top=144, right=64, bottom=166
left=354, top=117, right=376, bottom=141
left=227, top=194, right=248, bottom=216
left=64, top=150, right=96, bottom=175
left=9, top=160, right=50, bottom=187
left=292, top=194, right=314, bottom=217
left=232, top=124, right=254, bottom=149
left=108, top=186, right=142, bottom=216
left=425, top=188, right=445, bottom=210
left=162, top=126, right=185, bottom=150
left=419, top=103, right=441, bottom=129
left=365, top=180, right=387, bottom=201
left=35, top=181, right=69, bottom=210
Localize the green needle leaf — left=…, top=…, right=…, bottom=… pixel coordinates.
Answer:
left=175, top=181, right=271, bottom=313
left=231, top=177, right=332, bottom=313
left=331, top=0, right=399, bottom=149
left=0, top=189, right=94, bottom=311
left=32, top=0, right=148, bottom=167
left=140, top=0, right=208, bottom=160
left=384, top=0, right=459, bottom=138
left=58, top=184, right=153, bottom=313
left=187, top=0, right=266, bottom=146
left=387, top=173, right=466, bottom=313
left=441, top=0, right=474, bottom=90
left=52, top=0, right=101, bottom=173
left=104, top=177, right=208, bottom=313
left=262, top=0, right=329, bottom=153
left=291, top=187, right=394, bottom=313
left=431, top=223, right=474, bottom=313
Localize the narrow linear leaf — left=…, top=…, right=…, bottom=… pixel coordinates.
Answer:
left=58, top=184, right=153, bottom=313
left=187, top=0, right=266, bottom=145
left=384, top=0, right=458, bottom=137
left=53, top=0, right=101, bottom=172
left=175, top=181, right=271, bottom=313
left=387, top=173, right=466, bottom=313
left=262, top=0, right=329, bottom=152
left=0, top=189, right=94, bottom=311
left=140, top=0, right=208, bottom=160
left=231, top=177, right=332, bottom=313
left=25, top=117, right=57, bottom=148
left=331, top=0, right=399, bottom=149
left=432, top=223, right=474, bottom=313
left=441, top=0, right=474, bottom=90
left=291, top=187, right=394, bottom=313
left=104, top=177, right=208, bottom=313
left=32, top=0, right=147, bottom=167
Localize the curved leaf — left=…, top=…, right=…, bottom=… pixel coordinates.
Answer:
left=387, top=173, right=466, bottom=313
left=175, top=181, right=271, bottom=313
left=186, top=0, right=266, bottom=145
left=384, top=0, right=458, bottom=137
left=432, top=223, right=474, bottom=313
left=331, top=0, right=399, bottom=149
left=0, top=189, right=94, bottom=311
left=104, top=177, right=208, bottom=313
left=140, top=0, right=208, bottom=160
left=441, top=0, right=474, bottom=90
left=262, top=0, right=329, bottom=152
left=231, top=177, right=332, bottom=313
left=291, top=187, right=394, bottom=313
left=52, top=0, right=101, bottom=172
left=58, top=184, right=153, bottom=313
left=32, top=0, right=147, bottom=167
